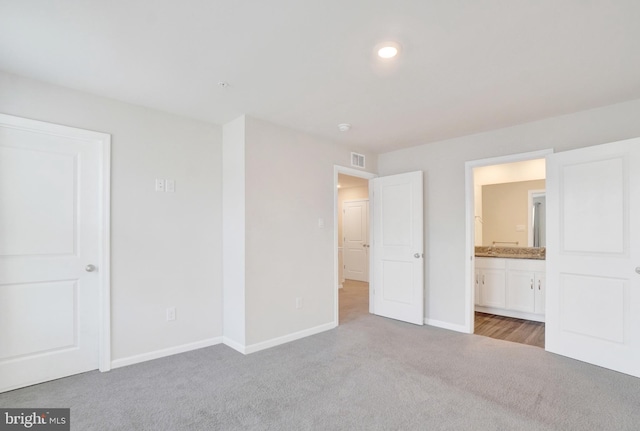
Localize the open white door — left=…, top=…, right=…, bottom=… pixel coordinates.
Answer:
left=371, top=171, right=424, bottom=325
left=0, top=114, right=109, bottom=392
left=546, top=138, right=640, bottom=377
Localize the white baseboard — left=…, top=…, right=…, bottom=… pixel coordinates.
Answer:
left=236, top=322, right=336, bottom=355
left=222, top=336, right=247, bottom=354
left=475, top=306, right=545, bottom=323
left=111, top=336, right=223, bottom=369
left=425, top=318, right=470, bottom=334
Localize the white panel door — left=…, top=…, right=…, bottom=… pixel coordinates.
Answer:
left=371, top=171, right=424, bottom=325
left=0, top=115, right=107, bottom=392
left=546, top=138, right=640, bottom=377
left=343, top=200, right=369, bottom=282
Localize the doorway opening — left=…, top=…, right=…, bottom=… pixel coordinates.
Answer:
left=338, top=173, right=370, bottom=324
left=465, top=150, right=552, bottom=348
left=333, top=166, right=376, bottom=326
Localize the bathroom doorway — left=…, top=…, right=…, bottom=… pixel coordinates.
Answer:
left=465, top=150, right=553, bottom=347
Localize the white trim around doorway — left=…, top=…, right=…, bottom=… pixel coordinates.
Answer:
left=99, top=133, right=111, bottom=372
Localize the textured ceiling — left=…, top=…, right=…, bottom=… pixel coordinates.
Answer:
left=1, top=1, right=640, bottom=152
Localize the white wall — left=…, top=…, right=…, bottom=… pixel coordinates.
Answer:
left=244, top=117, right=377, bottom=346
left=222, top=116, right=246, bottom=347
left=473, top=158, right=546, bottom=186
left=377, top=98, right=640, bottom=328
left=0, top=72, right=223, bottom=362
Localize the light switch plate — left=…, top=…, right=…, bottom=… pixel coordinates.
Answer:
left=166, top=179, right=175, bottom=192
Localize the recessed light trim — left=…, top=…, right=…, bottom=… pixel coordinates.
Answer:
left=338, top=123, right=352, bottom=132
left=378, top=46, right=398, bottom=58
left=376, top=42, right=401, bottom=59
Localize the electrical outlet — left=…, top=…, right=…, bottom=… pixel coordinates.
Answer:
left=155, top=179, right=165, bottom=192
left=166, top=307, right=176, bottom=321
left=295, top=297, right=303, bottom=309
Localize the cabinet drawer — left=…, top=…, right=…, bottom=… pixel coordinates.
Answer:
left=507, top=259, right=545, bottom=272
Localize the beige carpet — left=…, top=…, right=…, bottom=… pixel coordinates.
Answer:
left=2, top=284, right=640, bottom=430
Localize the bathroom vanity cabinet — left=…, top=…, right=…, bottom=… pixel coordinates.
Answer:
left=475, top=257, right=545, bottom=322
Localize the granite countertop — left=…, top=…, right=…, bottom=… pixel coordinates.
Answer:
left=475, top=246, right=545, bottom=260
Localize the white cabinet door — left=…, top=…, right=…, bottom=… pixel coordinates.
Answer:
left=506, top=271, right=535, bottom=313
left=371, top=171, right=424, bottom=325
left=480, top=269, right=506, bottom=308
left=547, top=138, right=640, bottom=377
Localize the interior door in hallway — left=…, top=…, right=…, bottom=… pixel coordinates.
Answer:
left=343, top=200, right=369, bottom=282
left=0, top=114, right=108, bottom=392
left=371, top=171, right=424, bottom=325
left=546, top=138, right=640, bottom=378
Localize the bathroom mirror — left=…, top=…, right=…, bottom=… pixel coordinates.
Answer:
left=473, top=158, right=546, bottom=248
left=479, top=180, right=546, bottom=248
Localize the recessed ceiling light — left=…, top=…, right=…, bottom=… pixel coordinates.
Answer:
left=338, top=123, right=352, bottom=132
left=376, top=42, right=400, bottom=59
left=378, top=46, right=398, bottom=59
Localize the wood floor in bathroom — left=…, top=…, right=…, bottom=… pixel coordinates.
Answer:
left=474, top=312, right=545, bottom=348
left=340, top=280, right=545, bottom=349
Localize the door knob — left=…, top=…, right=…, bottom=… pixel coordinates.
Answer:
left=636, top=267, right=640, bottom=275
left=414, top=253, right=422, bottom=258
left=85, top=264, right=97, bottom=272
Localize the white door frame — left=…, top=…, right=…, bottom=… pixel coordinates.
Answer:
left=334, top=165, right=377, bottom=326
left=464, top=149, right=553, bottom=334
left=0, top=114, right=112, bottom=373
left=527, top=189, right=546, bottom=247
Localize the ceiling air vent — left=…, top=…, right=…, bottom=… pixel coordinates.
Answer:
left=351, top=152, right=365, bottom=168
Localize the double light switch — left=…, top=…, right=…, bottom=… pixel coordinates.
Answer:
left=155, top=179, right=175, bottom=192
